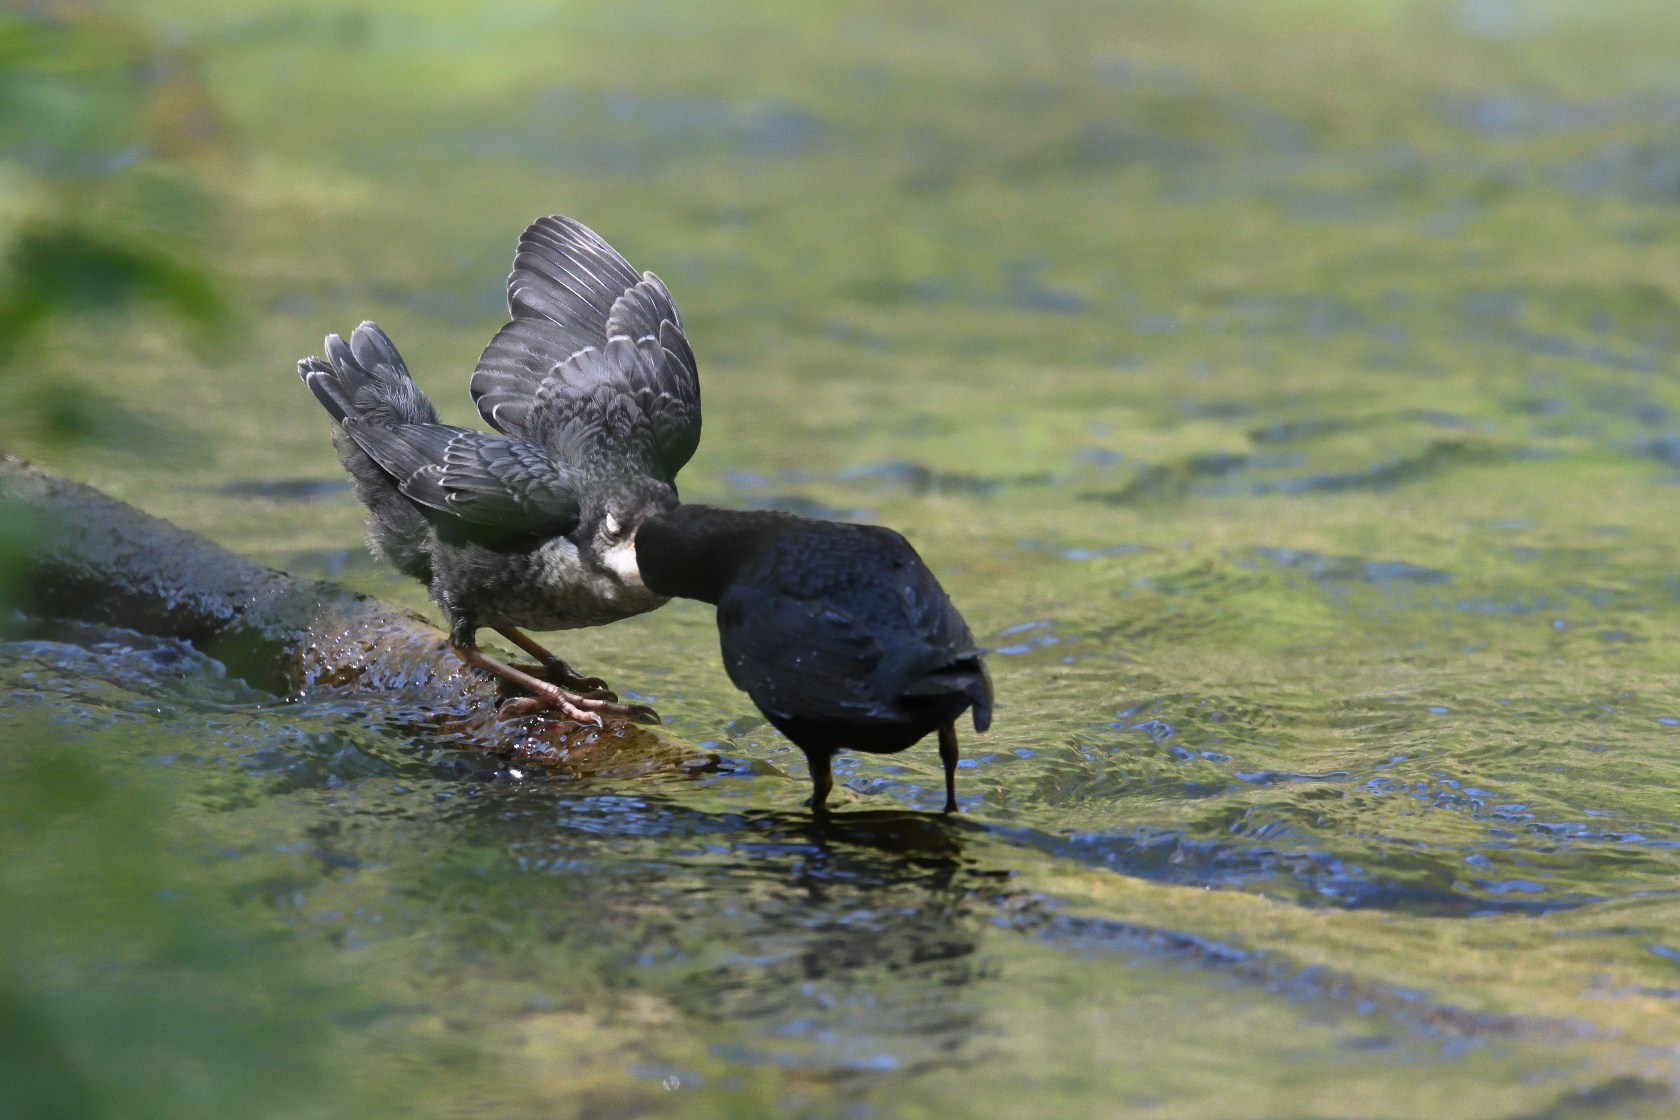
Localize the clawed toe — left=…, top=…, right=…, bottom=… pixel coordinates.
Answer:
left=497, top=695, right=547, bottom=719
left=624, top=703, right=662, bottom=725
left=530, top=673, right=619, bottom=703
left=493, top=687, right=601, bottom=726
left=461, top=643, right=656, bottom=728
left=495, top=688, right=659, bottom=727
left=570, top=692, right=661, bottom=726
left=536, top=663, right=611, bottom=693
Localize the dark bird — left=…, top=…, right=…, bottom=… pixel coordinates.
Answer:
left=635, top=505, right=993, bottom=813
left=298, top=215, right=700, bottom=724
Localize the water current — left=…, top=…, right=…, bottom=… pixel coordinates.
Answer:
left=6, top=2, right=1680, bottom=1117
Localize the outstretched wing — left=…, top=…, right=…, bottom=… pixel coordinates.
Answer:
left=469, top=215, right=700, bottom=481
left=342, top=420, right=581, bottom=536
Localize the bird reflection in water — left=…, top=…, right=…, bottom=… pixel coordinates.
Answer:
left=431, top=791, right=998, bottom=1075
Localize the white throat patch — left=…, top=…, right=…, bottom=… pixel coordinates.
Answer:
left=601, top=537, right=643, bottom=587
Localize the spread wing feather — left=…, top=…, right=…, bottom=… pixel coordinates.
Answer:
left=605, top=272, right=683, bottom=341
left=522, top=335, right=700, bottom=480
left=342, top=420, right=580, bottom=535
left=469, top=215, right=700, bottom=481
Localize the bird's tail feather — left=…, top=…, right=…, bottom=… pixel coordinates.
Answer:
left=899, top=651, right=993, bottom=733
left=299, top=321, right=439, bottom=428
left=298, top=321, right=437, bottom=581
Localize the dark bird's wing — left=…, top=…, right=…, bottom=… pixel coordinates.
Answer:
left=469, top=216, right=700, bottom=481
left=868, top=534, right=994, bottom=732
left=342, top=420, right=580, bottom=535
left=718, top=588, right=898, bottom=724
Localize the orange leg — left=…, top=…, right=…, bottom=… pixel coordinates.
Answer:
left=453, top=645, right=658, bottom=726
left=493, top=627, right=610, bottom=692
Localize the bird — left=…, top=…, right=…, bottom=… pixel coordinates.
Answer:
left=634, top=504, right=993, bottom=813
left=298, top=215, right=700, bottom=725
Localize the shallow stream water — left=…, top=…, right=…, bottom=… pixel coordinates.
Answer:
left=7, top=3, right=1680, bottom=1117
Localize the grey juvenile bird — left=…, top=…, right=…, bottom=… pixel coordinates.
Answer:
left=300, top=215, right=699, bottom=724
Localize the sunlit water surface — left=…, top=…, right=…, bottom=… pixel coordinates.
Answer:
left=8, top=3, right=1680, bottom=1118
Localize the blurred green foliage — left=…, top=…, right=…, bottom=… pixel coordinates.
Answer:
left=0, top=6, right=229, bottom=438
left=0, top=10, right=268, bottom=1118
left=0, top=222, right=227, bottom=364
left=0, top=11, right=140, bottom=173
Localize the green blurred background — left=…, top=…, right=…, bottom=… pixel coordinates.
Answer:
left=9, top=2, right=1680, bottom=1118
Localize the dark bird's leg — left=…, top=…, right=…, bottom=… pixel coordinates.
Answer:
left=452, top=641, right=659, bottom=726
left=493, top=627, right=610, bottom=692
left=806, top=751, right=833, bottom=815
left=938, top=721, right=960, bottom=814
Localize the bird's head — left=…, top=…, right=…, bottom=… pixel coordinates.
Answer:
left=574, top=476, right=679, bottom=585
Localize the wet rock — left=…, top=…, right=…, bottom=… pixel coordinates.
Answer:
left=0, top=455, right=678, bottom=764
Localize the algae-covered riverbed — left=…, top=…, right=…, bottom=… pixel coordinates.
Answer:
left=7, top=2, right=1680, bottom=1117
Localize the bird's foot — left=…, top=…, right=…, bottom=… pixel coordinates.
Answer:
left=496, top=683, right=660, bottom=727
left=456, top=642, right=660, bottom=727
left=492, top=629, right=610, bottom=691
left=497, top=667, right=617, bottom=703
left=533, top=659, right=611, bottom=694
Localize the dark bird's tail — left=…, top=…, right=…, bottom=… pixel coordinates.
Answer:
left=899, top=649, right=993, bottom=733
left=298, top=321, right=438, bottom=580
